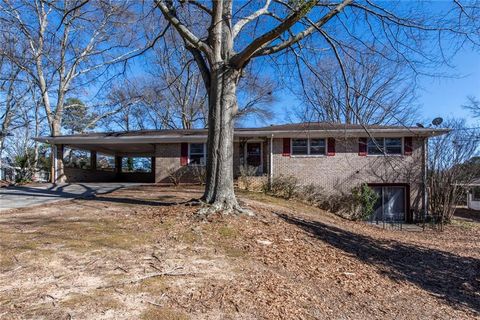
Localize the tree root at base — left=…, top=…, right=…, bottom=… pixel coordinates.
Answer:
left=196, top=200, right=255, bottom=217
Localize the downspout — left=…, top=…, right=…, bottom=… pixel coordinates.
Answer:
left=53, top=144, right=57, bottom=183
left=269, top=134, right=274, bottom=187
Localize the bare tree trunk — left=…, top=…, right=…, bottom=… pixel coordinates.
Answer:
left=202, top=66, right=243, bottom=213
left=32, top=99, right=40, bottom=174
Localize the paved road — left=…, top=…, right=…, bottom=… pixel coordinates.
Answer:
left=0, top=183, right=143, bottom=211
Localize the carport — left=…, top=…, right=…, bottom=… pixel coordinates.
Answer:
left=35, top=129, right=210, bottom=184
left=35, top=133, right=160, bottom=183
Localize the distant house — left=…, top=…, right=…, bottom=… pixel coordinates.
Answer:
left=463, top=179, right=480, bottom=211
left=35, top=122, right=449, bottom=222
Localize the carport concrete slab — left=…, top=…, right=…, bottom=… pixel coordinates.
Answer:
left=0, top=183, right=144, bottom=211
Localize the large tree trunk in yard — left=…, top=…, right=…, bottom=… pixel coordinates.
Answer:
left=201, top=66, right=248, bottom=214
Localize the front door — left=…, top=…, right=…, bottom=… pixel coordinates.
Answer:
left=372, top=186, right=406, bottom=222
left=246, top=143, right=262, bottom=174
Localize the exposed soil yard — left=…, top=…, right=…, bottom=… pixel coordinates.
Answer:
left=0, top=185, right=479, bottom=319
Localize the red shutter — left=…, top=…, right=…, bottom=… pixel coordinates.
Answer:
left=327, top=138, right=336, bottom=156
left=404, top=137, right=413, bottom=156
left=282, top=138, right=291, bottom=156
left=358, top=138, right=367, bottom=156
left=180, top=143, right=188, bottom=166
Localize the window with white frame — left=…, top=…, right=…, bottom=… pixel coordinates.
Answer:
left=292, top=139, right=308, bottom=155
left=292, top=138, right=326, bottom=156
left=385, top=138, right=403, bottom=154
left=367, top=138, right=402, bottom=155
left=473, top=187, right=480, bottom=201
left=189, top=143, right=206, bottom=165
left=310, top=138, right=326, bottom=155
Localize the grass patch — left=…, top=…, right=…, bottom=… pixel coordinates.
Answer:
left=159, top=219, right=175, bottom=230
left=44, top=218, right=154, bottom=252
left=132, top=277, right=168, bottom=296
left=141, top=307, right=189, bottom=320
left=451, top=219, right=478, bottom=230
left=218, top=226, right=237, bottom=238
left=61, top=291, right=121, bottom=311
left=179, top=230, right=199, bottom=244
left=0, top=250, right=18, bottom=270
left=223, top=246, right=247, bottom=258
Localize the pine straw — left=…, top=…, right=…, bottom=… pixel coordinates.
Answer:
left=0, top=185, right=479, bottom=319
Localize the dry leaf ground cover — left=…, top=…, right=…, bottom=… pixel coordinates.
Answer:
left=0, top=185, right=479, bottom=319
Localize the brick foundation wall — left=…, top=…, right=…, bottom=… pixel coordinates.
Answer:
left=64, top=167, right=154, bottom=183
left=64, top=167, right=116, bottom=182
left=118, top=172, right=154, bottom=183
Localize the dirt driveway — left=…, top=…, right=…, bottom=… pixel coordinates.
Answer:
left=0, top=185, right=479, bottom=319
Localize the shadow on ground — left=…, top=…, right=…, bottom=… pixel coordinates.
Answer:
left=0, top=184, right=121, bottom=199
left=1, top=184, right=187, bottom=207
left=455, top=208, right=480, bottom=223
left=276, top=212, right=480, bottom=314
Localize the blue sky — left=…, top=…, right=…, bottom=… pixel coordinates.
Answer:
left=416, top=47, right=480, bottom=125
left=249, top=1, right=480, bottom=128
left=261, top=45, right=480, bottom=127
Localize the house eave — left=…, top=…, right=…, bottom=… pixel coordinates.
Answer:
left=33, top=135, right=210, bottom=145
left=34, top=128, right=450, bottom=145
left=236, top=128, right=451, bottom=138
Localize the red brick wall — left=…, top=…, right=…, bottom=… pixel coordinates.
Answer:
left=151, top=138, right=424, bottom=211
left=271, top=137, right=425, bottom=211
left=64, top=168, right=154, bottom=183
left=154, top=142, right=241, bottom=184
left=64, top=167, right=116, bottom=182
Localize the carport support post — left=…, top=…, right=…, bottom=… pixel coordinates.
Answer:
left=115, top=156, right=122, bottom=179
left=151, top=156, right=156, bottom=181
left=52, top=144, right=66, bottom=183
left=90, top=151, right=97, bottom=171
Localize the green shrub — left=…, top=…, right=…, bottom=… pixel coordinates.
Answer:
left=351, top=183, right=379, bottom=220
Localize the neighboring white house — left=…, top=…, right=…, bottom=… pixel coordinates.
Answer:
left=465, top=178, right=480, bottom=211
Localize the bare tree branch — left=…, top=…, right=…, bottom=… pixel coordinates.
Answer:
left=246, top=0, right=353, bottom=60
left=232, top=0, right=271, bottom=39
left=154, top=0, right=212, bottom=57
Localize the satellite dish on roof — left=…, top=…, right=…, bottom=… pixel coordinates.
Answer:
left=416, top=123, right=424, bottom=128
left=432, top=117, right=443, bottom=126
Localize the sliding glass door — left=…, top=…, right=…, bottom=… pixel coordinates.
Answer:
left=372, top=186, right=406, bottom=222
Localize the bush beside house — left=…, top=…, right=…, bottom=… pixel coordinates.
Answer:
left=257, top=175, right=379, bottom=221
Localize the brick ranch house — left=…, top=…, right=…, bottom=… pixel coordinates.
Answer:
left=36, top=122, right=449, bottom=222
